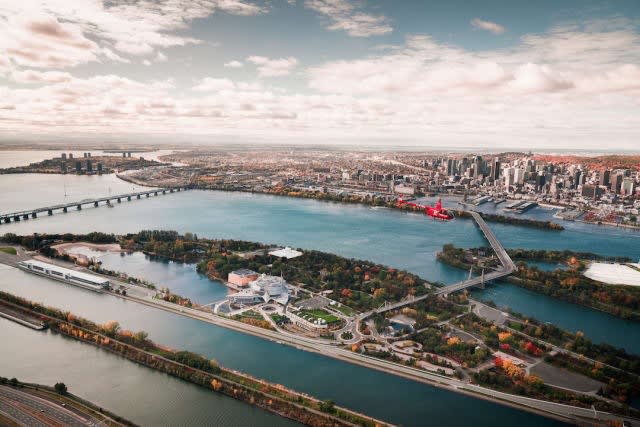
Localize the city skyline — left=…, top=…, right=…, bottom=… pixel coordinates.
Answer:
left=1, top=0, right=640, bottom=149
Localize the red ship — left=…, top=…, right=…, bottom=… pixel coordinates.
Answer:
left=396, top=196, right=454, bottom=220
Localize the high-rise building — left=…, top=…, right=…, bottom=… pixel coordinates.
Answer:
left=535, top=172, right=546, bottom=191
left=61, top=153, right=67, bottom=160
left=86, top=160, right=93, bottom=173
left=621, top=178, right=635, bottom=196
left=513, top=168, right=525, bottom=185
left=610, top=171, right=625, bottom=194
left=491, top=157, right=500, bottom=181
left=75, top=161, right=82, bottom=173
left=573, top=170, right=582, bottom=189
left=599, top=169, right=610, bottom=188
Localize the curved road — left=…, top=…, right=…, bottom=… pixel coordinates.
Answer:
left=0, top=385, right=93, bottom=427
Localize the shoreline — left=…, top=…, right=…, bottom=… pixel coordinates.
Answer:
left=0, top=295, right=391, bottom=427
left=77, top=274, right=634, bottom=426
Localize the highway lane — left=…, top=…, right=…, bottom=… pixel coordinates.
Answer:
left=0, top=386, right=92, bottom=426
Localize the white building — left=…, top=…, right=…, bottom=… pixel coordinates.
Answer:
left=268, top=247, right=302, bottom=259
left=229, top=274, right=291, bottom=305
left=18, top=260, right=109, bottom=292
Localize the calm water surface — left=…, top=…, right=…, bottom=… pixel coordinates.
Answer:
left=0, top=265, right=565, bottom=427
left=0, top=317, right=300, bottom=427
left=1, top=172, right=638, bottom=425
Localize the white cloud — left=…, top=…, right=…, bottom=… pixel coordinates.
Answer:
left=10, top=69, right=73, bottom=84
left=304, top=0, right=392, bottom=37
left=0, top=14, right=639, bottom=150
left=193, top=77, right=236, bottom=91
left=224, top=60, right=244, bottom=68
left=247, top=56, right=299, bottom=77
left=0, top=0, right=266, bottom=69
left=155, top=52, right=168, bottom=62
left=471, top=18, right=505, bottom=35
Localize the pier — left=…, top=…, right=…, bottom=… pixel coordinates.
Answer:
left=0, top=187, right=188, bottom=224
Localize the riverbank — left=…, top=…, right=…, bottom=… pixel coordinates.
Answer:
left=189, top=184, right=566, bottom=231
left=0, top=292, right=391, bottom=427
left=4, top=253, right=639, bottom=424
left=438, top=245, right=640, bottom=321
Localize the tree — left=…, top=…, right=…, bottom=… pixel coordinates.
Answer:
left=9, top=378, right=18, bottom=387
left=133, top=331, right=148, bottom=343
left=54, top=382, right=68, bottom=395
left=319, top=400, right=335, bottom=413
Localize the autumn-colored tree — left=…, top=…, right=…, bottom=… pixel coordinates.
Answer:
left=498, top=332, right=512, bottom=342
left=494, top=356, right=503, bottom=368
left=447, top=336, right=461, bottom=346
left=373, top=288, right=386, bottom=299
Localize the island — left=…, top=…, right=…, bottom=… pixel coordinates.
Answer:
left=1, top=230, right=639, bottom=425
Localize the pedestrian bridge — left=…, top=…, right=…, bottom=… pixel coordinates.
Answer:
left=0, top=187, right=188, bottom=223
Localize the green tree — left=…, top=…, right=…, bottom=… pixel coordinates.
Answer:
left=54, top=382, right=68, bottom=395
left=319, top=400, right=335, bottom=413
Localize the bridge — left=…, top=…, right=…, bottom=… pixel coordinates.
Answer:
left=367, top=211, right=515, bottom=315
left=0, top=187, right=189, bottom=223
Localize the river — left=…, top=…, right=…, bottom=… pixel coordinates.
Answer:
left=0, top=264, right=564, bottom=427
left=1, top=171, right=639, bottom=425
left=0, top=316, right=300, bottom=426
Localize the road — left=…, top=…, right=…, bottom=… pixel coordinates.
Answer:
left=1, top=251, right=636, bottom=425
left=0, top=385, right=93, bottom=427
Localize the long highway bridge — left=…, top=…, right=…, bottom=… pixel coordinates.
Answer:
left=368, top=211, right=516, bottom=315
left=0, top=187, right=188, bottom=223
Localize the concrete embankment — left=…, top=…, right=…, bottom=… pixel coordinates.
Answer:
left=0, top=305, right=46, bottom=330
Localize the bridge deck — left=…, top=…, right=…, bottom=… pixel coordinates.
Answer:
left=372, top=211, right=515, bottom=314
left=0, top=187, right=186, bottom=218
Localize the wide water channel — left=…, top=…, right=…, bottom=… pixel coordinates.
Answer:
left=0, top=264, right=564, bottom=427
left=1, top=172, right=640, bottom=425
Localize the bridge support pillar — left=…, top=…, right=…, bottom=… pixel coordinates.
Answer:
left=47, top=210, right=53, bottom=216
left=170, top=189, right=174, bottom=193
left=63, top=207, right=67, bottom=213
left=136, top=194, right=141, bottom=199
left=31, top=212, right=37, bottom=219
left=154, top=191, right=158, bottom=196
left=94, top=201, right=99, bottom=207
left=177, top=188, right=181, bottom=192
left=1, top=217, right=8, bottom=223
left=77, top=205, right=82, bottom=210
left=14, top=216, right=20, bottom=222
left=127, top=196, right=131, bottom=201
left=162, top=190, right=166, bottom=194
left=117, top=198, right=121, bottom=203
left=146, top=193, right=149, bottom=198
left=22, top=214, right=29, bottom=220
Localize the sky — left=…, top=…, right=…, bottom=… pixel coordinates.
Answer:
left=0, top=0, right=639, bottom=150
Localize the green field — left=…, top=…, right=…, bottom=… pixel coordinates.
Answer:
left=300, top=309, right=340, bottom=324
left=0, top=247, right=17, bottom=255
left=331, top=303, right=356, bottom=317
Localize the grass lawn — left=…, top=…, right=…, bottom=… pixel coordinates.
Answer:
left=0, top=247, right=17, bottom=255
left=300, top=309, right=340, bottom=324
left=331, top=303, right=356, bottom=317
